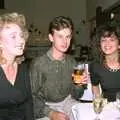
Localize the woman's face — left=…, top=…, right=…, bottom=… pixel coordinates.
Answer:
left=100, top=34, right=120, bottom=55
left=0, top=23, right=25, bottom=57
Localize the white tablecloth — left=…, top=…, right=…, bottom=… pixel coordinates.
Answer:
left=70, top=102, right=120, bottom=120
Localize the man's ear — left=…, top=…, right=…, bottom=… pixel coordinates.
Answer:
left=48, top=34, right=53, bottom=42
left=118, top=45, right=120, bottom=49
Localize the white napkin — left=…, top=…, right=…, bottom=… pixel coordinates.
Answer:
left=80, top=64, right=93, bottom=101
left=80, top=83, right=93, bottom=101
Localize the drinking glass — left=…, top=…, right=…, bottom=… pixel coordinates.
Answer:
left=116, top=91, right=120, bottom=112
left=72, top=63, right=86, bottom=85
left=93, top=96, right=103, bottom=120
left=115, top=91, right=120, bottom=119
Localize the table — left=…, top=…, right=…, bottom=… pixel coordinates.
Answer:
left=70, top=102, right=120, bottom=120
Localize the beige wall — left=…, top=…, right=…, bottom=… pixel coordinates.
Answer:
left=4, top=0, right=89, bottom=45
left=3, top=0, right=119, bottom=45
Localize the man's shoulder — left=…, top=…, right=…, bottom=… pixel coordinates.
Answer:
left=66, top=54, right=75, bottom=59
left=31, top=54, right=48, bottom=67
left=90, top=60, right=100, bottom=66
left=66, top=54, right=76, bottom=62
left=89, top=60, right=101, bottom=72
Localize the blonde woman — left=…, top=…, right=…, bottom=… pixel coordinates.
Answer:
left=0, top=12, right=34, bottom=120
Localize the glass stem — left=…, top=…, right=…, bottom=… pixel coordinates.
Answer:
left=95, top=113, right=100, bottom=120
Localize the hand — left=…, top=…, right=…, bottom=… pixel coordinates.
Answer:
left=80, top=69, right=89, bottom=84
left=75, top=69, right=89, bottom=86
left=49, top=111, right=69, bottom=120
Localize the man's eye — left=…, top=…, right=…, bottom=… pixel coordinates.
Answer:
left=110, top=39, right=115, bottom=41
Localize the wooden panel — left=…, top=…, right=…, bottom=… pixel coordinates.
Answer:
left=0, top=0, right=5, bottom=9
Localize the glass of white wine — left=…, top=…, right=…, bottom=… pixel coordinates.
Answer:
left=116, top=91, right=120, bottom=111
left=116, top=91, right=120, bottom=119
left=93, top=96, right=103, bottom=120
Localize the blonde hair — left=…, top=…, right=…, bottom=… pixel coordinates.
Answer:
left=0, top=12, right=29, bottom=64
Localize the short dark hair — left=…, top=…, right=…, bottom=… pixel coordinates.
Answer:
left=48, top=16, right=74, bottom=35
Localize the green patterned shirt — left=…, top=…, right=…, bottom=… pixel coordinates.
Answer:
left=30, top=49, right=84, bottom=118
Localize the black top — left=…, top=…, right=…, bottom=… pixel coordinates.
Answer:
left=90, top=61, right=120, bottom=102
left=0, top=62, right=34, bottom=120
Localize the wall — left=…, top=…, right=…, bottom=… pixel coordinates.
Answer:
left=4, top=0, right=89, bottom=45
left=5, top=0, right=33, bottom=24
left=3, top=0, right=118, bottom=45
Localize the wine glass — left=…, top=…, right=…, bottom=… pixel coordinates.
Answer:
left=116, top=91, right=120, bottom=112
left=115, top=91, right=120, bottom=120
left=93, top=96, right=103, bottom=120
left=72, top=63, right=86, bottom=85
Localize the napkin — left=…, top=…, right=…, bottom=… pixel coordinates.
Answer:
left=80, top=83, right=93, bottom=101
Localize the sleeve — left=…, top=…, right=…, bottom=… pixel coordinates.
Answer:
left=24, top=63, right=34, bottom=120
left=71, top=84, right=85, bottom=100
left=29, top=58, right=52, bottom=118
left=89, top=61, right=100, bottom=86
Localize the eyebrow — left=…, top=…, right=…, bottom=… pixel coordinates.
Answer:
left=9, top=32, right=17, bottom=35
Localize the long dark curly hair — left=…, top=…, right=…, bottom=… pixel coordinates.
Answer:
left=91, top=24, right=120, bottom=64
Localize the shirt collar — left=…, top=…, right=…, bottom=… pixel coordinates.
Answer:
left=47, top=49, right=66, bottom=63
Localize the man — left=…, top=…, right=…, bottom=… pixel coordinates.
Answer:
left=30, top=16, right=88, bottom=120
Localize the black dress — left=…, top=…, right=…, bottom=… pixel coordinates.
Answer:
left=90, top=61, right=120, bottom=102
left=0, top=62, right=34, bottom=120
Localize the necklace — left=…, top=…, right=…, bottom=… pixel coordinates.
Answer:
left=104, top=62, right=120, bottom=72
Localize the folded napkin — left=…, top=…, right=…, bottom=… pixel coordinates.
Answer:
left=80, top=83, right=93, bottom=101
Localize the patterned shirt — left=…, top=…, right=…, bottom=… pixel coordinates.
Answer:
left=30, top=49, right=84, bottom=118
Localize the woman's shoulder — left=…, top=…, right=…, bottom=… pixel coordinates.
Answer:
left=19, top=61, right=29, bottom=72
left=89, top=60, right=102, bottom=71
left=90, top=60, right=100, bottom=66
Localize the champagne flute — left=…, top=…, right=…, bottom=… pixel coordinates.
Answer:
left=93, top=96, right=103, bottom=120
left=116, top=91, right=120, bottom=120
left=116, top=91, right=120, bottom=112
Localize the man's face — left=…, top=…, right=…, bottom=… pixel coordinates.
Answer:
left=0, top=23, right=25, bottom=56
left=49, top=28, right=72, bottom=53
